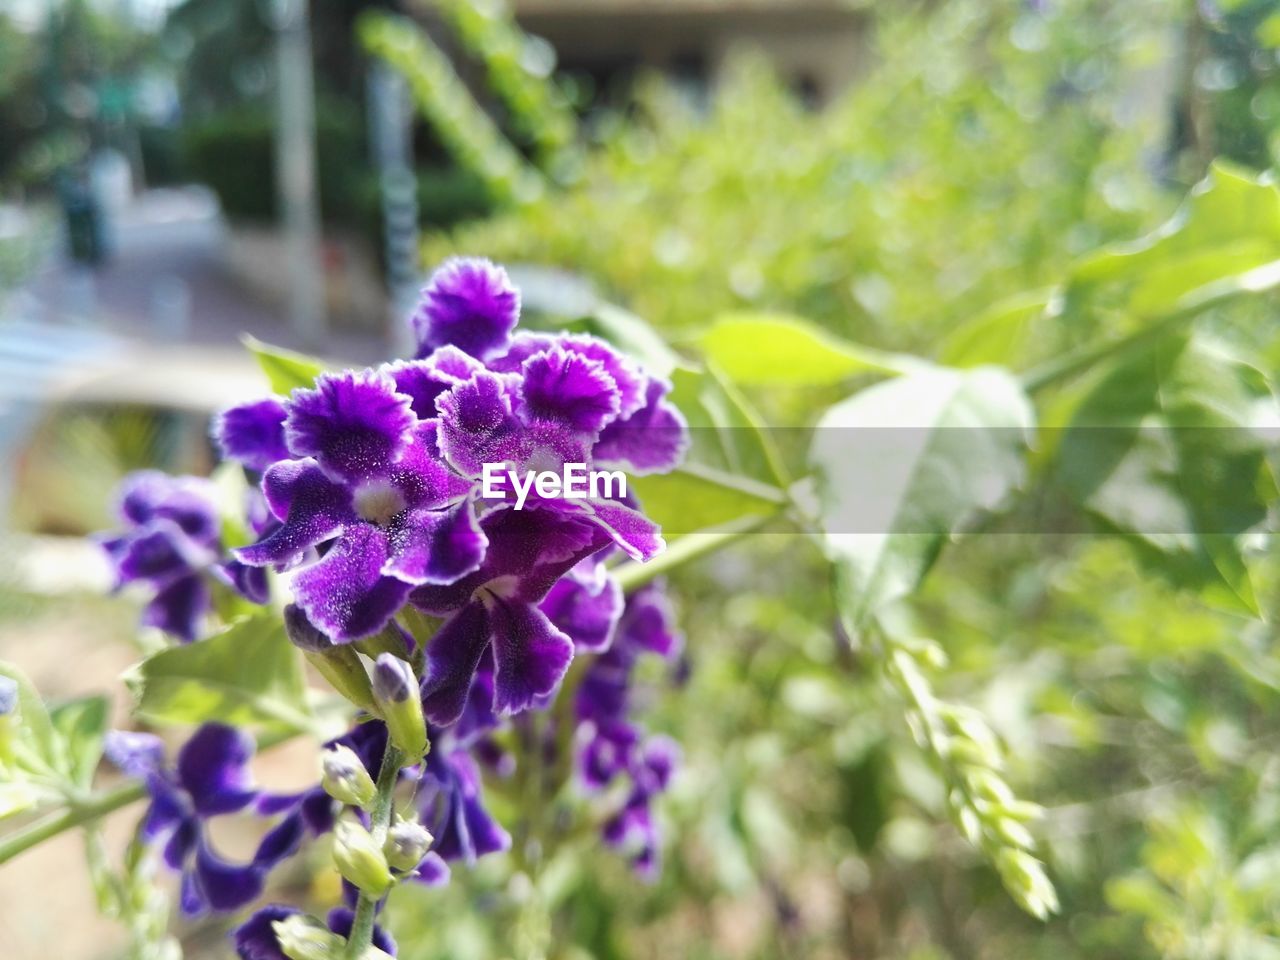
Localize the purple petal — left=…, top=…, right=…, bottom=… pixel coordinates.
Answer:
left=538, top=563, right=622, bottom=653
left=194, top=837, right=265, bottom=912
left=234, top=905, right=298, bottom=960
left=291, top=523, right=412, bottom=640
left=567, top=498, right=664, bottom=563
left=284, top=369, right=416, bottom=484
left=593, top=378, right=690, bottom=475
left=436, top=371, right=527, bottom=477
left=384, top=501, right=487, bottom=586
left=517, top=346, right=620, bottom=434
left=215, top=398, right=291, bottom=472
left=411, top=257, right=519, bottom=361
left=163, top=816, right=198, bottom=870
left=117, top=471, right=220, bottom=543
left=639, top=735, right=680, bottom=792
left=387, top=422, right=475, bottom=510
left=141, top=574, right=210, bottom=643
left=215, top=558, right=271, bottom=605
left=237, top=460, right=352, bottom=567
left=384, top=347, right=485, bottom=420
left=179, top=867, right=206, bottom=917
left=177, top=723, right=257, bottom=816
left=104, top=730, right=166, bottom=779
left=141, top=774, right=188, bottom=842
left=579, top=722, right=638, bottom=789
left=421, top=603, right=492, bottom=726
left=254, top=811, right=304, bottom=867
left=413, top=851, right=451, bottom=887
left=493, top=333, right=648, bottom=419
left=116, top=521, right=208, bottom=585
left=485, top=598, right=574, bottom=716
left=620, top=582, right=682, bottom=659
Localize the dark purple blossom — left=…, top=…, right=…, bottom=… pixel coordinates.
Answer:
left=96, top=472, right=267, bottom=642
left=410, top=257, right=520, bottom=361
left=213, top=398, right=291, bottom=473
left=105, top=724, right=303, bottom=917
left=234, top=371, right=483, bottom=641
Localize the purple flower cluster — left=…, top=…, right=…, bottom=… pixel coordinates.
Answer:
left=104, top=724, right=331, bottom=917
left=97, top=472, right=268, bottom=642
left=575, top=581, right=683, bottom=878
left=220, top=257, right=686, bottom=724
left=100, top=258, right=691, bottom=952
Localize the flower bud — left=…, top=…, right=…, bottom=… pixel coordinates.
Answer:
left=273, top=913, right=345, bottom=960
left=0, top=676, right=17, bottom=765
left=321, top=745, right=377, bottom=808
left=286, top=605, right=376, bottom=711
left=383, top=818, right=434, bottom=872
left=333, top=818, right=393, bottom=896
left=372, top=654, right=427, bottom=758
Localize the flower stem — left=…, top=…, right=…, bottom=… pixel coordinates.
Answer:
left=0, top=779, right=147, bottom=865
left=344, top=744, right=404, bottom=960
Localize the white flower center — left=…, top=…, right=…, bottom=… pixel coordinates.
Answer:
left=353, top=480, right=406, bottom=526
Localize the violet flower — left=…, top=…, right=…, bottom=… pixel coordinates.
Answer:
left=105, top=724, right=304, bottom=917
left=97, top=472, right=267, bottom=643
left=575, top=581, right=683, bottom=878
left=233, top=369, right=484, bottom=641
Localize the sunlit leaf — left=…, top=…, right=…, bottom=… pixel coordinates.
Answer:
left=243, top=335, right=327, bottom=395
left=49, top=695, right=109, bottom=791
left=698, top=313, right=911, bottom=386
left=125, top=612, right=312, bottom=735
left=810, top=366, right=1033, bottom=634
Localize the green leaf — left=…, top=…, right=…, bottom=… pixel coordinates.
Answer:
left=669, top=365, right=790, bottom=487
left=0, top=661, right=58, bottom=772
left=629, top=463, right=787, bottom=535
left=810, top=366, right=1033, bottom=634
left=941, top=289, right=1052, bottom=368
left=1067, top=163, right=1280, bottom=317
left=49, top=695, right=110, bottom=791
left=243, top=335, right=326, bottom=395
left=1054, top=336, right=1277, bottom=615
left=125, top=612, right=312, bottom=735
left=697, top=312, right=911, bottom=386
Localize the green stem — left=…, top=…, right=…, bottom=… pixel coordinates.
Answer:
left=344, top=744, right=404, bottom=960
left=0, top=779, right=146, bottom=865
left=613, top=510, right=782, bottom=594
left=1021, top=258, right=1280, bottom=394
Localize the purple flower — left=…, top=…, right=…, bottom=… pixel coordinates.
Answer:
left=410, top=258, right=520, bottom=361
left=539, top=557, right=623, bottom=654
left=574, top=581, right=683, bottom=877
left=105, top=724, right=303, bottom=917
left=214, top=398, right=291, bottom=473
left=233, top=903, right=397, bottom=959
left=96, top=472, right=267, bottom=642
left=412, top=507, right=616, bottom=725
left=235, top=370, right=484, bottom=641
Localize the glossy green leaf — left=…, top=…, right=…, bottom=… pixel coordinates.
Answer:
left=1067, top=163, right=1280, bottom=317
left=243, top=335, right=327, bottom=395
left=49, top=695, right=109, bottom=791
left=942, top=289, right=1052, bottom=368
left=810, top=366, right=1033, bottom=634
left=1054, top=335, right=1278, bottom=615
left=629, top=462, right=786, bottom=535
left=698, top=313, right=910, bottom=386
left=125, top=612, right=312, bottom=735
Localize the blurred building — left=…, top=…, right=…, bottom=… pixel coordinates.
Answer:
left=512, top=0, right=867, bottom=105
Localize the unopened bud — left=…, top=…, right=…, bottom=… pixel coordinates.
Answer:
left=287, top=605, right=376, bottom=711
left=383, top=818, right=434, bottom=872
left=372, top=654, right=427, bottom=758
left=321, top=745, right=376, bottom=808
left=274, top=914, right=344, bottom=960
left=333, top=818, right=393, bottom=896
left=0, top=676, right=17, bottom=764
